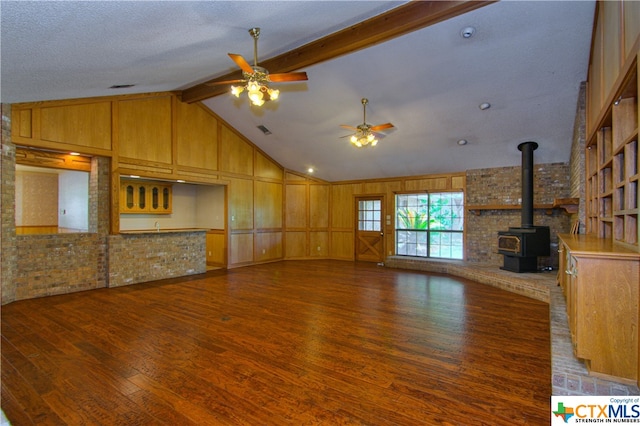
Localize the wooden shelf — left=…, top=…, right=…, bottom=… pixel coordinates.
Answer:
left=586, top=57, right=638, bottom=245
left=552, top=198, right=580, bottom=214
left=467, top=198, right=578, bottom=216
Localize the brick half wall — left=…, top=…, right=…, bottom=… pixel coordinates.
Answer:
left=108, top=231, right=207, bottom=287
left=15, top=233, right=102, bottom=299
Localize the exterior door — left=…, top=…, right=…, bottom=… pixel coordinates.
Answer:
left=355, top=196, right=384, bottom=262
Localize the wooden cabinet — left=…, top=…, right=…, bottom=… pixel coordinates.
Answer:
left=206, top=231, right=226, bottom=267
left=149, top=184, right=172, bottom=214
left=120, top=180, right=172, bottom=214
left=558, top=234, right=640, bottom=385
left=557, top=241, right=577, bottom=345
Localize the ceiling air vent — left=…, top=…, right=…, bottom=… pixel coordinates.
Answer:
left=257, top=125, right=272, bottom=135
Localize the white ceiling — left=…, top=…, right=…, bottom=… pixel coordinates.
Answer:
left=1, top=1, right=595, bottom=182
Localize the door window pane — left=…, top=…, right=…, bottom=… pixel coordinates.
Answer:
left=358, top=199, right=381, bottom=231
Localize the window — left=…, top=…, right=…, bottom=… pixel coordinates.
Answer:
left=395, top=192, right=464, bottom=259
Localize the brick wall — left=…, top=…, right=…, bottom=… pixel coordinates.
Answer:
left=1, top=104, right=17, bottom=303
left=15, top=233, right=102, bottom=299
left=108, top=231, right=206, bottom=287
left=90, top=156, right=110, bottom=288
left=465, top=162, right=572, bottom=268
left=570, top=82, right=586, bottom=233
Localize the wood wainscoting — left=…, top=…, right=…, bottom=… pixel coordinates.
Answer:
left=1, top=260, right=550, bottom=425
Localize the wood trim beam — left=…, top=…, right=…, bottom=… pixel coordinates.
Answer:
left=180, top=1, right=496, bottom=103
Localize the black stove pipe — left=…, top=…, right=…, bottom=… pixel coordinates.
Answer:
left=518, top=141, right=538, bottom=228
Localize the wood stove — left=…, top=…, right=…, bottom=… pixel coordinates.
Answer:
left=497, top=142, right=550, bottom=272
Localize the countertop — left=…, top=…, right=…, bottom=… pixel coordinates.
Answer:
left=119, top=228, right=209, bottom=235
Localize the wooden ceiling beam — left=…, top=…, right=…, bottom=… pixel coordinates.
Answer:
left=180, top=0, right=496, bottom=104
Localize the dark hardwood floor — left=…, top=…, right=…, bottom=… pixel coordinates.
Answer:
left=1, top=260, right=550, bottom=425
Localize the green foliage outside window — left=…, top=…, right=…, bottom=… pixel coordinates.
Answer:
left=397, top=207, right=429, bottom=229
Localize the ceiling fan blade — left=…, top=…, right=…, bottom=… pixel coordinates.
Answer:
left=207, top=79, right=246, bottom=86
left=340, top=125, right=358, bottom=131
left=371, top=123, right=394, bottom=131
left=340, top=134, right=355, bottom=139
left=228, top=53, right=255, bottom=74
left=268, top=72, right=308, bottom=82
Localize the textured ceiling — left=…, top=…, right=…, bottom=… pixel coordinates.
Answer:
left=1, top=1, right=595, bottom=181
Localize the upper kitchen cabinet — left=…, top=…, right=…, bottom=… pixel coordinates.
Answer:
left=120, top=180, right=172, bottom=214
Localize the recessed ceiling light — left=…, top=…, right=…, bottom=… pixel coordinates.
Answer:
left=69, top=152, right=80, bottom=156
left=479, top=102, right=491, bottom=110
left=307, top=167, right=314, bottom=174
left=457, top=139, right=468, bottom=146
left=109, top=84, right=135, bottom=89
left=460, top=26, right=476, bottom=39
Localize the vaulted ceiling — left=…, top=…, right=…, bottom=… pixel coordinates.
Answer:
left=0, top=1, right=595, bottom=181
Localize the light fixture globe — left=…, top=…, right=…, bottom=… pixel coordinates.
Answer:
left=349, top=127, right=378, bottom=148
left=232, top=65, right=280, bottom=106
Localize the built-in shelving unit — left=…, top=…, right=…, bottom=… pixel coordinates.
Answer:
left=564, top=0, right=640, bottom=389
left=586, top=62, right=638, bottom=246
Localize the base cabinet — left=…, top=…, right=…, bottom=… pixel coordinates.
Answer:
left=558, top=234, right=640, bottom=385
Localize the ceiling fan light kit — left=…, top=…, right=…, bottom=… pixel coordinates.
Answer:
left=351, top=132, right=378, bottom=148
left=213, top=27, right=307, bottom=107
left=231, top=70, right=279, bottom=107
left=341, top=98, right=394, bottom=148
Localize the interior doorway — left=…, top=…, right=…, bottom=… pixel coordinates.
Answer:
left=355, top=196, right=385, bottom=263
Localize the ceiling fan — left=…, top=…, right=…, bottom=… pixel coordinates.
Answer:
left=210, top=28, right=308, bottom=106
left=341, top=98, right=394, bottom=147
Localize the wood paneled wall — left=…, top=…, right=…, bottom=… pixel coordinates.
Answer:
left=284, top=172, right=465, bottom=261
left=118, top=96, right=173, bottom=164
left=587, top=0, right=640, bottom=135
left=175, top=100, right=218, bottom=171
left=11, top=92, right=466, bottom=268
